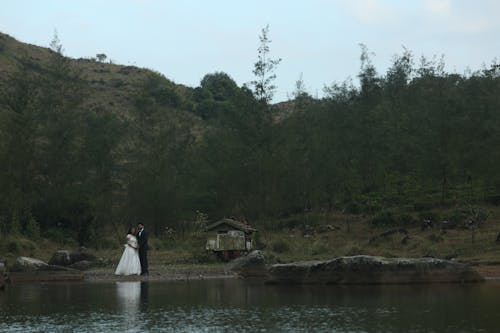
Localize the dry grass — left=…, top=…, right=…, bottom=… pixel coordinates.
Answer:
left=257, top=206, right=500, bottom=264
left=2, top=206, right=499, bottom=275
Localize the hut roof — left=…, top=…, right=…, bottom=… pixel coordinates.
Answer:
left=205, top=218, right=257, bottom=233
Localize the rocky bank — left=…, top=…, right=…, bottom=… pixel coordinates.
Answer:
left=230, top=251, right=484, bottom=284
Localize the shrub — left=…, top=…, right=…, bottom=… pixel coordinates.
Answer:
left=10, top=213, right=21, bottom=235
left=344, top=201, right=361, bottom=214
left=271, top=239, right=290, bottom=253
left=371, top=210, right=417, bottom=227
left=418, top=211, right=440, bottom=223
left=311, top=240, right=329, bottom=255
left=413, top=200, right=434, bottom=212
left=397, top=213, right=417, bottom=225
left=25, top=215, right=40, bottom=239
left=192, top=250, right=218, bottom=264
left=95, top=237, right=120, bottom=250
left=4, top=237, right=37, bottom=254
left=44, top=229, right=77, bottom=246
left=370, top=210, right=396, bottom=227
left=253, top=233, right=266, bottom=250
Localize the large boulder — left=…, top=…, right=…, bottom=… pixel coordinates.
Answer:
left=11, top=257, right=49, bottom=272
left=228, top=250, right=268, bottom=278
left=69, top=249, right=97, bottom=263
left=266, top=255, right=484, bottom=284
left=11, top=256, right=76, bottom=272
left=48, top=249, right=97, bottom=268
left=48, top=250, right=72, bottom=266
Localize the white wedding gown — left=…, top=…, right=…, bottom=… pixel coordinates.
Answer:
left=115, top=234, right=142, bottom=275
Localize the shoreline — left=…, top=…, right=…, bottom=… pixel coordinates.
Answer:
left=5, top=262, right=500, bottom=284
left=84, top=268, right=236, bottom=283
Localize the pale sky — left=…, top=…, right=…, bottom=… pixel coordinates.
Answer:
left=1, top=0, right=499, bottom=102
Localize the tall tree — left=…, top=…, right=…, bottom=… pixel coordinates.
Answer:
left=250, top=25, right=281, bottom=104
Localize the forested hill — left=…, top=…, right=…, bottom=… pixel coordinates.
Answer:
left=0, top=32, right=196, bottom=117
left=1, top=31, right=500, bottom=246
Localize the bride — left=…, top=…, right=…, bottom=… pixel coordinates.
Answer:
left=115, top=227, right=142, bottom=275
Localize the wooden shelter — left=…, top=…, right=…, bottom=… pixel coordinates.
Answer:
left=205, top=218, right=257, bottom=260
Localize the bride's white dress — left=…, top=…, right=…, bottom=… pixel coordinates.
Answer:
left=115, top=234, right=141, bottom=275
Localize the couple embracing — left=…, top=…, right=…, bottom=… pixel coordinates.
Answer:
left=115, top=223, right=149, bottom=276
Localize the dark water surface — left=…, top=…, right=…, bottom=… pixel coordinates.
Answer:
left=0, top=279, right=499, bottom=332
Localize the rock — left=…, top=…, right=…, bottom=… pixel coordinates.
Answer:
left=0, top=262, right=6, bottom=289
left=48, top=249, right=97, bottom=267
left=265, top=255, right=484, bottom=285
left=48, top=250, right=72, bottom=266
left=11, top=257, right=77, bottom=272
left=228, top=250, right=268, bottom=278
left=11, top=257, right=49, bottom=272
left=69, top=250, right=97, bottom=264
left=8, top=257, right=82, bottom=283
left=68, top=260, right=93, bottom=271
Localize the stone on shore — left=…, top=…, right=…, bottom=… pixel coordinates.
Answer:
left=228, top=250, right=268, bottom=278
left=12, top=256, right=49, bottom=272
left=11, top=256, right=77, bottom=272
left=231, top=254, right=484, bottom=284
left=8, top=256, right=83, bottom=282
left=48, top=249, right=97, bottom=270
left=69, top=249, right=97, bottom=263
left=266, top=255, right=484, bottom=284
left=48, top=250, right=72, bottom=266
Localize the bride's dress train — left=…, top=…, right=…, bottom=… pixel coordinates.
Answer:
left=115, top=234, right=141, bottom=275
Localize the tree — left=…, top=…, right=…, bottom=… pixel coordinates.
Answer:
left=250, top=25, right=281, bottom=104
left=96, top=53, right=107, bottom=62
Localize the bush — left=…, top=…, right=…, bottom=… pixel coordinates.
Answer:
left=370, top=210, right=396, bottom=227
left=253, top=233, right=266, bottom=250
left=344, top=201, right=361, bottom=214
left=397, top=213, right=417, bottom=225
left=311, top=240, right=329, bottom=255
left=25, top=215, right=40, bottom=239
left=271, top=239, right=290, bottom=253
left=10, top=213, right=21, bottom=235
left=192, top=250, right=218, bottom=264
left=413, top=200, right=434, bottom=212
left=4, top=237, right=37, bottom=254
left=371, top=210, right=417, bottom=227
left=94, top=237, right=120, bottom=250
left=44, top=229, right=77, bottom=246
left=418, top=211, right=440, bottom=223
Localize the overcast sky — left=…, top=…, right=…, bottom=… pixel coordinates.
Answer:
left=1, top=0, right=499, bottom=102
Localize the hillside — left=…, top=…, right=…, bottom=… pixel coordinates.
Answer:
left=0, top=32, right=193, bottom=119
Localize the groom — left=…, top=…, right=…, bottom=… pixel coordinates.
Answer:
left=137, top=222, right=149, bottom=275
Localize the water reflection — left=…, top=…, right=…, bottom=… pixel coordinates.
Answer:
left=1, top=280, right=500, bottom=333
left=140, top=281, right=149, bottom=312
left=116, top=281, right=146, bottom=330
left=116, top=281, right=141, bottom=313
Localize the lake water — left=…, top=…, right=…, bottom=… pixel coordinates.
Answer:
left=0, top=279, right=499, bottom=333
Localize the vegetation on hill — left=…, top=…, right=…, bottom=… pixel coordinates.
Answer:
left=0, top=30, right=500, bottom=263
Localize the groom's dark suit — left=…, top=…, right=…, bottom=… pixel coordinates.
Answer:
left=137, top=227, right=149, bottom=275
